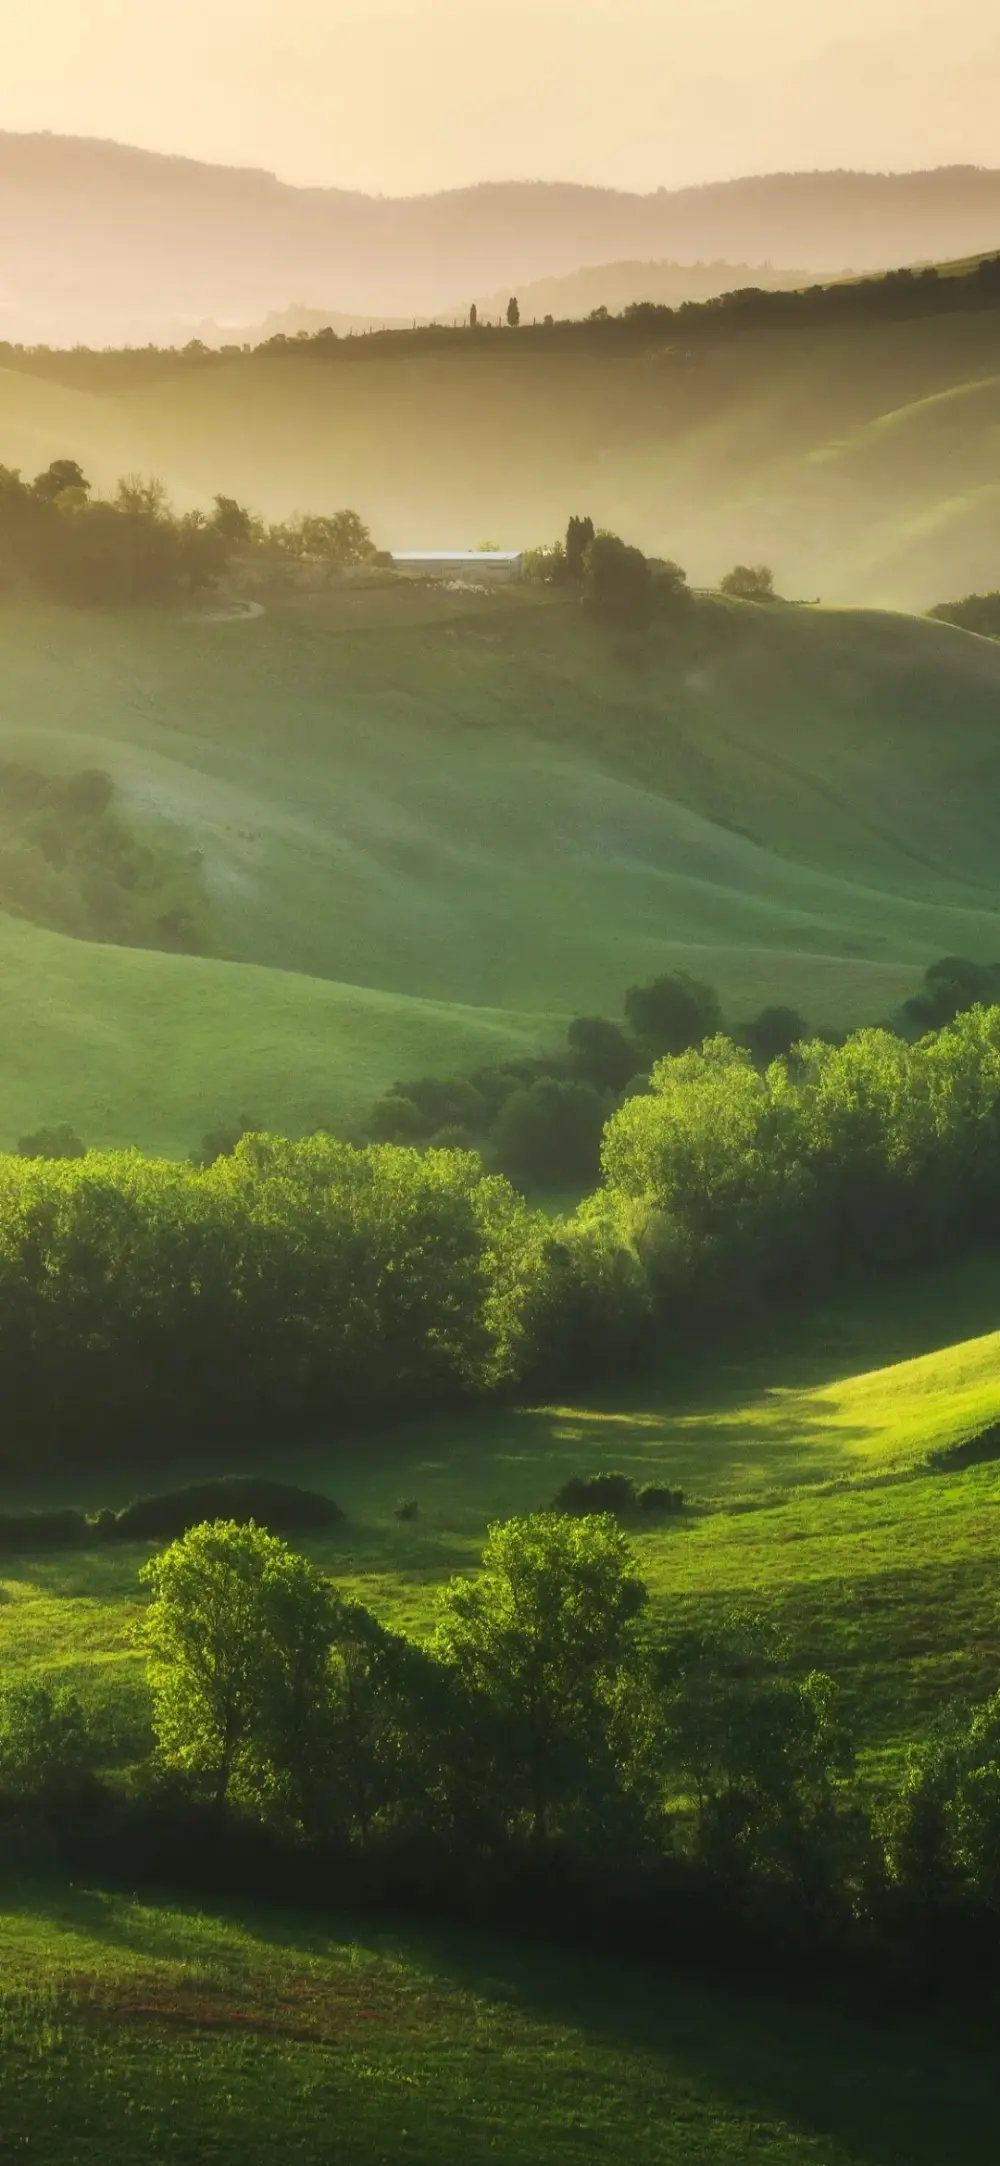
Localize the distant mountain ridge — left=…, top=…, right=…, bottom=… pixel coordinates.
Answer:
left=2, top=134, right=1000, bottom=344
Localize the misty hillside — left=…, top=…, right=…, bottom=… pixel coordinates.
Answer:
left=4, top=134, right=1000, bottom=342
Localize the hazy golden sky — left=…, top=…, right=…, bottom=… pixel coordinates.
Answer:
left=5, top=0, right=1000, bottom=194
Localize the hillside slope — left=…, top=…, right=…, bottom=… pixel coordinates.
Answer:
left=1, top=584, right=1000, bottom=1147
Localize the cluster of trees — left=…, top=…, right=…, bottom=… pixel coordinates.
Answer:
left=524, top=514, right=688, bottom=629
left=369, top=968, right=810, bottom=1190
left=929, top=591, right=1000, bottom=639
left=0, top=454, right=375, bottom=606
left=0, top=760, right=209, bottom=953
left=9, top=1509, right=1000, bottom=1967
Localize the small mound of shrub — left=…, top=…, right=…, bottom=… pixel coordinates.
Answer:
left=111, top=1478, right=344, bottom=1543
left=553, top=1471, right=636, bottom=1516
left=0, top=1509, right=89, bottom=1552
left=394, top=1498, right=419, bottom=1521
left=636, top=1483, right=685, bottom=1514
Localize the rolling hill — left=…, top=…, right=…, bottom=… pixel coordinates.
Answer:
left=5, top=135, right=1000, bottom=341
left=1, top=580, right=1000, bottom=1151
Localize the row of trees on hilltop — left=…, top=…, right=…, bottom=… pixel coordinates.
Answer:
left=523, top=515, right=777, bottom=626
left=0, top=456, right=376, bottom=606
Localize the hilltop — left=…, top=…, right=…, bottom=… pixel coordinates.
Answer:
left=4, top=133, right=1000, bottom=340
left=1, top=580, right=1000, bottom=1149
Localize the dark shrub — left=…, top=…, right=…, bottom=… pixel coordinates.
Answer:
left=111, top=1478, right=344, bottom=1543
left=394, top=1498, right=419, bottom=1521
left=624, top=971, right=722, bottom=1060
left=553, top=1471, right=636, bottom=1515
left=567, top=1017, right=637, bottom=1093
left=16, top=1124, right=86, bottom=1161
left=494, top=1076, right=607, bottom=1189
left=0, top=1509, right=89, bottom=1552
left=636, top=1483, right=684, bottom=1514
left=736, top=1006, right=807, bottom=1066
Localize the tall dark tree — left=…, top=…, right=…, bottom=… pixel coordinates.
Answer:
left=506, top=296, right=521, bottom=328
left=565, top=515, right=595, bottom=582
left=469, top=302, right=478, bottom=328
left=624, top=972, right=722, bottom=1059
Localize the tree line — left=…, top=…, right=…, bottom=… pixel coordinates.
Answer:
left=6, top=959, right=1000, bottom=1456
left=0, top=457, right=375, bottom=606
left=5, top=1509, right=1000, bottom=1976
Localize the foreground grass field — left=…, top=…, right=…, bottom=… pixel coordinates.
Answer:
left=5, top=1880, right=1000, bottom=2165
left=3, top=1255, right=1000, bottom=2157
left=5, top=582, right=1000, bottom=1145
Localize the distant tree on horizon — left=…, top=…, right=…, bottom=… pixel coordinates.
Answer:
left=506, top=295, right=521, bottom=328
left=469, top=302, right=478, bottom=328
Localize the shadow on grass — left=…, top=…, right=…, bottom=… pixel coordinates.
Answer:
left=6, top=1873, right=1000, bottom=2166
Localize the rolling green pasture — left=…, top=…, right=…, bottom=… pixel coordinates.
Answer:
left=4, top=584, right=1000, bottom=1147
left=4, top=1257, right=1000, bottom=2159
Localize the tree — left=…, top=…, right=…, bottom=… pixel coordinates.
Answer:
left=115, top=473, right=170, bottom=519
left=469, top=302, right=478, bottom=329
left=564, top=515, right=595, bottom=581
left=737, top=1005, right=807, bottom=1066
left=493, top=1076, right=607, bottom=1190
left=16, top=1123, right=86, bottom=1160
left=624, top=971, right=722, bottom=1059
left=141, top=1520, right=336, bottom=1809
left=0, top=1682, right=97, bottom=1803
left=506, top=295, right=521, bottom=328
left=436, top=1513, right=648, bottom=1845
left=567, top=1016, right=638, bottom=1093
left=211, top=494, right=254, bottom=544
left=902, top=955, right=1000, bottom=1034
left=582, top=531, right=653, bottom=627
left=32, top=459, right=89, bottom=503
left=720, top=563, right=775, bottom=601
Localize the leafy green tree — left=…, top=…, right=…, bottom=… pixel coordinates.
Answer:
left=903, top=956, right=1000, bottom=1034
left=881, top=1692, right=1000, bottom=1913
left=567, top=1016, right=637, bottom=1093
left=493, top=1076, right=607, bottom=1189
left=16, top=1123, right=86, bottom=1160
left=141, top=1520, right=336, bottom=1809
left=0, top=1681, right=97, bottom=1801
left=436, top=1513, right=648, bottom=1845
left=736, top=1005, right=807, bottom=1066
left=624, top=971, right=722, bottom=1059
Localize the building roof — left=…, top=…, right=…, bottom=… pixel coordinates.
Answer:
left=390, top=550, right=522, bottom=564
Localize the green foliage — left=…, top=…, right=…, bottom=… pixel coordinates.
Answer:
left=736, top=1005, right=807, bottom=1066
left=435, top=1513, right=649, bottom=1845
left=882, top=1692, right=1000, bottom=1911
left=553, top=1471, right=636, bottom=1515
left=113, top=1479, right=343, bottom=1543
left=902, top=954, right=1000, bottom=1033
left=0, top=760, right=210, bottom=956
left=624, top=971, right=723, bottom=1059
left=16, top=1123, right=86, bottom=1160
left=142, top=1519, right=338, bottom=1808
left=0, top=1681, right=97, bottom=1800
left=493, top=1076, right=607, bottom=1189
left=0, top=1134, right=548, bottom=1440
left=567, top=1015, right=637, bottom=1092
left=0, top=1507, right=88, bottom=1551
left=564, top=514, right=595, bottom=581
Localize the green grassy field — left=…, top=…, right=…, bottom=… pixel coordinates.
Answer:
left=4, top=583, right=1000, bottom=1147
left=4, top=1254, right=1000, bottom=2158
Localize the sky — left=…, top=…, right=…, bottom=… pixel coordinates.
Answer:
left=4, top=0, right=1000, bottom=195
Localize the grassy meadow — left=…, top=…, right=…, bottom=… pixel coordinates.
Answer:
left=3, top=1253, right=1000, bottom=2157
left=3, top=582, right=1000, bottom=1147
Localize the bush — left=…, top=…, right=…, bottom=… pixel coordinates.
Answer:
left=624, top=972, right=722, bottom=1059
left=552, top=1472, right=636, bottom=1516
left=636, top=1483, right=684, bottom=1514
left=0, top=1508, right=89, bottom=1552
left=111, top=1479, right=344, bottom=1543
left=736, top=1006, right=807, bottom=1065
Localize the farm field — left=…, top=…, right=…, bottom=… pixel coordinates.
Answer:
left=2, top=583, right=1000, bottom=1148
